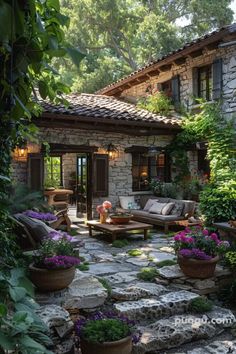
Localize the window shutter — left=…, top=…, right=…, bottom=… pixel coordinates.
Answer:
left=93, top=154, right=109, bottom=197
left=27, top=154, right=44, bottom=191
left=192, top=67, right=199, bottom=101
left=171, top=75, right=180, bottom=106
left=212, top=58, right=222, bottom=100
left=164, top=153, right=171, bottom=182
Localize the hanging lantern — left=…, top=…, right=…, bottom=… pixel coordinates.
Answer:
left=13, top=145, right=28, bottom=161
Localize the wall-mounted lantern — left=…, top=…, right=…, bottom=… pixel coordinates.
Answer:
left=105, top=143, right=119, bottom=159
left=13, top=144, right=28, bottom=161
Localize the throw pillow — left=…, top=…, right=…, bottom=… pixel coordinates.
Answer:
left=149, top=202, right=167, bottom=214
left=162, top=202, right=175, bottom=215
left=14, top=214, right=52, bottom=243
left=119, top=196, right=135, bottom=209
left=143, top=198, right=159, bottom=211
left=170, top=202, right=184, bottom=217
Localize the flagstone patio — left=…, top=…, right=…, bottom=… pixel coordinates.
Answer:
left=35, top=227, right=236, bottom=353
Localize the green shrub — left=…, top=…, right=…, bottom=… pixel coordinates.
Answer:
left=137, top=267, right=159, bottom=282
left=200, top=182, right=236, bottom=224
left=137, top=91, right=173, bottom=115
left=127, top=249, right=142, bottom=257
left=155, top=259, right=177, bottom=268
left=112, top=239, right=129, bottom=248
left=189, top=297, right=213, bottom=313
left=225, top=251, right=236, bottom=270
left=77, top=262, right=89, bottom=271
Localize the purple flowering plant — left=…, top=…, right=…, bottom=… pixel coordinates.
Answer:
left=75, top=311, right=141, bottom=344
left=174, top=226, right=230, bottom=260
left=23, top=210, right=57, bottom=221
left=34, top=231, right=80, bottom=269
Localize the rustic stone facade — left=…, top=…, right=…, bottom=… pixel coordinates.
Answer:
left=12, top=127, right=173, bottom=214
left=121, top=46, right=236, bottom=117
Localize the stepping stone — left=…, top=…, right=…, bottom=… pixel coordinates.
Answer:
left=158, top=265, right=183, bottom=279
left=207, top=306, right=235, bottom=327
left=103, top=271, right=138, bottom=284
left=36, top=305, right=71, bottom=328
left=133, top=314, right=216, bottom=354
left=148, top=251, right=175, bottom=263
left=126, top=257, right=149, bottom=267
left=188, top=340, right=236, bottom=354
left=86, top=262, right=133, bottom=276
left=115, top=290, right=199, bottom=320
left=84, top=242, right=104, bottom=250
left=63, top=273, right=107, bottom=309
left=111, top=282, right=166, bottom=301
left=90, top=250, right=114, bottom=262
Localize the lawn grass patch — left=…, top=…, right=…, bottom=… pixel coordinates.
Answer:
left=112, top=239, right=129, bottom=248
left=137, top=267, right=159, bottom=282
left=127, top=249, right=143, bottom=257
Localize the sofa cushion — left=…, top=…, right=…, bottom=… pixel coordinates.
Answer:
left=131, top=210, right=150, bottom=218
left=139, top=195, right=158, bottom=209
left=162, top=202, right=175, bottom=215
left=119, top=196, right=135, bottom=209
left=143, top=198, right=159, bottom=211
left=149, top=202, right=167, bottom=214
left=14, top=214, right=53, bottom=243
left=169, top=201, right=184, bottom=217
left=182, top=200, right=196, bottom=217
left=149, top=214, right=185, bottom=221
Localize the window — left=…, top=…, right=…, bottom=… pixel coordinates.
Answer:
left=198, top=65, right=212, bottom=101
left=132, top=153, right=170, bottom=191
left=198, top=150, right=210, bottom=177
left=44, top=156, right=62, bottom=188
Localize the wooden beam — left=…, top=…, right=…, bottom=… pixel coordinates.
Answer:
left=174, top=57, right=187, bottom=65
left=159, top=64, right=172, bottom=72
left=188, top=49, right=203, bottom=58
left=43, top=143, right=98, bottom=154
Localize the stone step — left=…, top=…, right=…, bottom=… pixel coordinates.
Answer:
left=111, top=282, right=167, bottom=301
left=132, top=314, right=217, bottom=354
left=187, top=340, right=236, bottom=354
left=115, top=290, right=199, bottom=320
left=132, top=306, right=235, bottom=354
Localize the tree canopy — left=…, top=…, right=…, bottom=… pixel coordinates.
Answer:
left=58, top=0, right=234, bottom=93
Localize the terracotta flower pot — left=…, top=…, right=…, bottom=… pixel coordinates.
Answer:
left=177, top=254, right=219, bottom=279
left=80, top=336, right=132, bottom=354
left=110, top=214, right=133, bottom=224
left=29, top=264, right=75, bottom=292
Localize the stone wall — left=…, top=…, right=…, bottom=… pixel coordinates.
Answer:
left=11, top=128, right=173, bottom=214
left=121, top=46, right=236, bottom=116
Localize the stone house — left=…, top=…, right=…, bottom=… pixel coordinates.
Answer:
left=12, top=24, right=236, bottom=219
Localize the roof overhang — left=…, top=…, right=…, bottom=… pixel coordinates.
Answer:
left=98, top=24, right=236, bottom=96
left=33, top=112, right=181, bottom=136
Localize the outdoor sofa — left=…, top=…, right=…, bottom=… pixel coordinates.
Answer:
left=119, top=195, right=196, bottom=233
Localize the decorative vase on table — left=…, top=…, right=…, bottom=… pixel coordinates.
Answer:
left=173, top=227, right=230, bottom=279
left=75, top=312, right=140, bottom=354
left=97, top=200, right=112, bottom=224
left=28, top=230, right=80, bottom=292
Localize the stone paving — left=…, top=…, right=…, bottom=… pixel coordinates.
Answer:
left=35, top=228, right=236, bottom=353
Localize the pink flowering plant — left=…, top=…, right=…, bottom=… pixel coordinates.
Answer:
left=33, top=231, right=80, bottom=269
left=174, top=227, right=230, bottom=260
left=96, top=200, right=112, bottom=215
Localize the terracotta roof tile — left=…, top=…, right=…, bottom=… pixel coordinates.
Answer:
left=39, top=93, right=181, bottom=128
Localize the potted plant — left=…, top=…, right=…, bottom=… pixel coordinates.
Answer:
left=75, top=312, right=140, bottom=354
left=29, top=231, right=80, bottom=291
left=110, top=212, right=133, bottom=224
left=173, top=227, right=230, bottom=279
left=97, top=201, right=112, bottom=223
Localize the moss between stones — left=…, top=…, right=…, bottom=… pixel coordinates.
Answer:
left=127, top=249, right=143, bottom=257
left=137, top=267, right=159, bottom=282
left=189, top=297, right=213, bottom=313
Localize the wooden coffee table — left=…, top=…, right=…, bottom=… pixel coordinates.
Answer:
left=87, top=220, right=152, bottom=241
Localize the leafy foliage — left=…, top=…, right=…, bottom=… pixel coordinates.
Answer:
left=97, top=278, right=112, bottom=297
left=58, top=0, right=233, bottom=92
left=224, top=251, right=236, bottom=270
left=155, top=259, right=177, bottom=268
left=137, top=267, right=159, bottom=282
left=138, top=91, right=173, bottom=115
left=112, top=239, right=129, bottom=248
left=0, top=268, right=52, bottom=353
left=127, top=249, right=143, bottom=257
left=189, top=297, right=213, bottom=313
